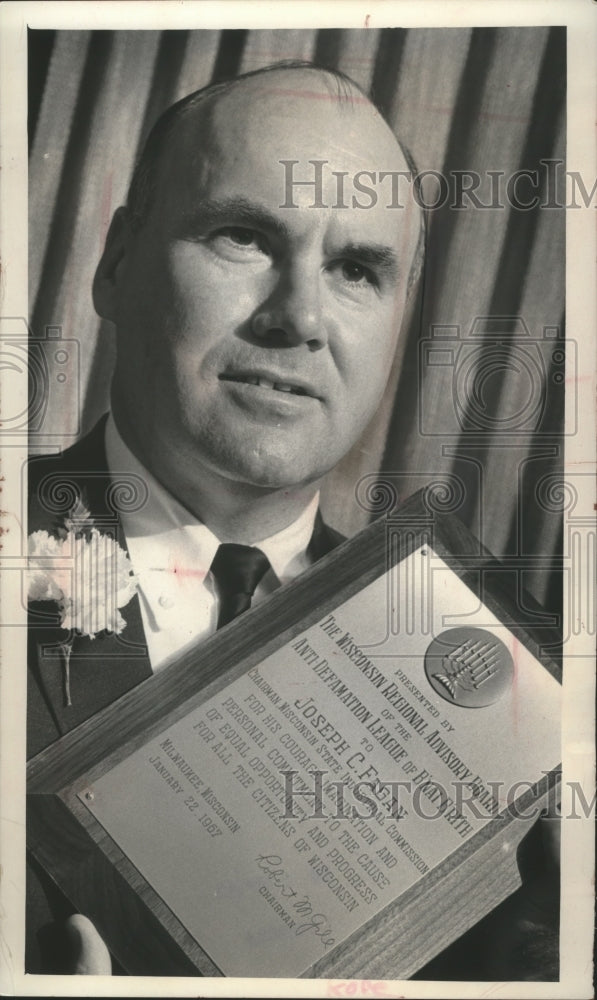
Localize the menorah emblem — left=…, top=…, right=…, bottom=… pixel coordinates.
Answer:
left=434, top=638, right=500, bottom=700
left=424, top=628, right=514, bottom=708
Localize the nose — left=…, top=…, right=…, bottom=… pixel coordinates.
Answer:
left=250, top=262, right=327, bottom=350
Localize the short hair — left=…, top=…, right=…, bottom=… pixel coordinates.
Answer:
left=126, top=60, right=425, bottom=293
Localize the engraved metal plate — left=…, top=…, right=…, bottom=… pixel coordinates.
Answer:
left=424, top=627, right=514, bottom=708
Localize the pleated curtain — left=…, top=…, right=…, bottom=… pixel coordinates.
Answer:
left=28, top=27, right=565, bottom=620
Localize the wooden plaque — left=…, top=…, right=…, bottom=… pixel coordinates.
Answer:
left=27, top=490, right=562, bottom=978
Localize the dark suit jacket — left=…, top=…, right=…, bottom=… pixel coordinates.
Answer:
left=28, top=414, right=344, bottom=756
left=26, top=414, right=344, bottom=971
left=26, top=417, right=558, bottom=979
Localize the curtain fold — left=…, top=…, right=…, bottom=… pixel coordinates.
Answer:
left=28, top=26, right=566, bottom=617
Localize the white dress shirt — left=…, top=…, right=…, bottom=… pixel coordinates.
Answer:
left=105, top=415, right=319, bottom=671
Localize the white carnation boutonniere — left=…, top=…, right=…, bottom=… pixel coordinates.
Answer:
left=28, top=502, right=137, bottom=707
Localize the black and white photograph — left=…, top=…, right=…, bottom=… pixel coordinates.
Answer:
left=0, top=1, right=594, bottom=996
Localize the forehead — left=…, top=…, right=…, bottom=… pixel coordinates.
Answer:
left=153, top=73, right=420, bottom=252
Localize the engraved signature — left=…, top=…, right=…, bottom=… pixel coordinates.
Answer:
left=255, top=854, right=335, bottom=949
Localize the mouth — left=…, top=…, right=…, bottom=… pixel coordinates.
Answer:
left=219, top=372, right=318, bottom=398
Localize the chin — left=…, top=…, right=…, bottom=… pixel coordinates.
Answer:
left=189, top=421, right=339, bottom=491
left=217, top=447, right=327, bottom=492
left=231, top=461, right=317, bottom=491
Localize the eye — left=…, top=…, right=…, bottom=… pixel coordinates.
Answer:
left=208, top=226, right=271, bottom=262
left=340, top=260, right=372, bottom=283
left=214, top=226, right=270, bottom=253
left=331, top=259, right=378, bottom=290
left=221, top=227, right=260, bottom=247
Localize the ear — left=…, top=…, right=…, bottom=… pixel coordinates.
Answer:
left=92, top=207, right=131, bottom=322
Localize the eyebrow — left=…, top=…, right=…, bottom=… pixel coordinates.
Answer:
left=338, top=241, right=399, bottom=276
left=179, top=197, right=399, bottom=275
left=179, top=197, right=292, bottom=241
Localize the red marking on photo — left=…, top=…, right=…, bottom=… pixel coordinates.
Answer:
left=509, top=633, right=521, bottom=738
left=169, top=564, right=207, bottom=581
left=250, top=85, right=372, bottom=106
left=326, top=981, right=404, bottom=999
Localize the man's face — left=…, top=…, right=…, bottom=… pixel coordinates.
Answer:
left=103, top=72, right=421, bottom=491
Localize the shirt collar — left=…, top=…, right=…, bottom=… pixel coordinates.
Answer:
left=254, top=494, right=319, bottom=583
left=104, top=413, right=319, bottom=581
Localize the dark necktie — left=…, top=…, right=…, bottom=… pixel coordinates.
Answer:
left=210, top=543, right=271, bottom=629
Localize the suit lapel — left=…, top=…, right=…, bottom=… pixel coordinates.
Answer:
left=28, top=596, right=152, bottom=757
left=307, top=508, right=346, bottom=562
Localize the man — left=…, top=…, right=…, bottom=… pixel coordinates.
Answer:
left=27, top=62, right=556, bottom=978
left=28, top=61, right=423, bottom=749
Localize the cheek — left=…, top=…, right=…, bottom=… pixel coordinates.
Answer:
left=167, top=245, right=267, bottom=320
left=337, top=304, right=401, bottom=396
